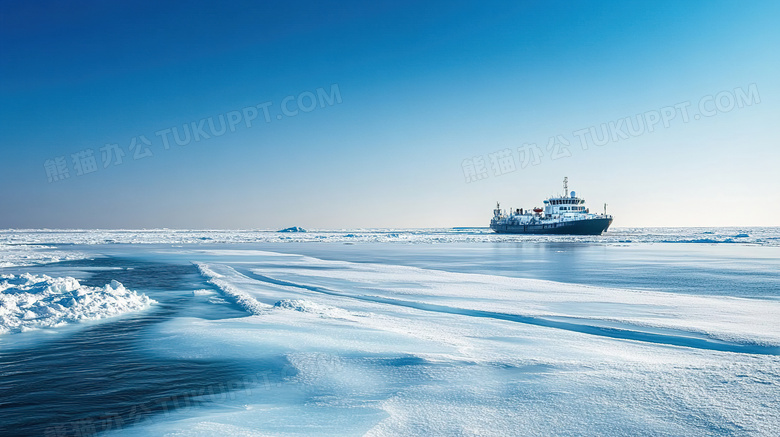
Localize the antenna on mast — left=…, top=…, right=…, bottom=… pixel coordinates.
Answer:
left=563, top=177, right=568, bottom=197
left=604, top=203, right=608, bottom=215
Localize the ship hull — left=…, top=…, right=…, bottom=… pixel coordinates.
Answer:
left=491, top=217, right=612, bottom=235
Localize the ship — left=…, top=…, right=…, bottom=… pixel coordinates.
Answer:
left=490, top=177, right=613, bottom=235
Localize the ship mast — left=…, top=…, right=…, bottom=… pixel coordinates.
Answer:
left=563, top=177, right=568, bottom=197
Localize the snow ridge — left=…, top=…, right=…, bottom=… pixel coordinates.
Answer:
left=194, top=263, right=270, bottom=315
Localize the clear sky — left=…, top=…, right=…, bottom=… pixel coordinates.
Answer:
left=1, top=0, right=778, bottom=229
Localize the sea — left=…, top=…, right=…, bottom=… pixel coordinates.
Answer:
left=1, top=227, right=779, bottom=436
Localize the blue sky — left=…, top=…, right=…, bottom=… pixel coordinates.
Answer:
left=1, top=0, right=778, bottom=228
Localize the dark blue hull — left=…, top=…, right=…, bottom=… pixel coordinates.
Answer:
left=491, top=217, right=613, bottom=235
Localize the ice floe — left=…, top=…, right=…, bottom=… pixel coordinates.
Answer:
left=0, top=243, right=88, bottom=268
left=0, top=274, right=155, bottom=334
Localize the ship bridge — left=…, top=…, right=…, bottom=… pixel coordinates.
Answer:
left=544, top=195, right=588, bottom=215
left=543, top=178, right=589, bottom=216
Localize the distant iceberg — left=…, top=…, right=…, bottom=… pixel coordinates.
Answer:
left=277, top=226, right=307, bottom=233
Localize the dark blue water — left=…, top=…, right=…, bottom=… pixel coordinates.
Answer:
left=0, top=257, right=285, bottom=437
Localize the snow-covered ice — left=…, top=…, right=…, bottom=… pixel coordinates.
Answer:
left=1, top=233, right=778, bottom=436
left=0, top=242, right=88, bottom=268
left=247, top=255, right=780, bottom=349
left=117, top=249, right=779, bottom=436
